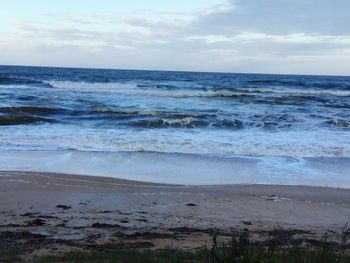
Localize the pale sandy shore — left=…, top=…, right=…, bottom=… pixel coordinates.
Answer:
left=1, top=171, right=350, bottom=255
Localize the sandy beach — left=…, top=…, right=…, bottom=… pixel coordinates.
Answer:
left=2, top=1, right=350, bottom=260
left=1, top=171, right=350, bottom=257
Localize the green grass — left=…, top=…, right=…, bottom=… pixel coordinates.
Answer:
left=0, top=249, right=23, bottom=263
left=1, top=229, right=349, bottom=263
left=33, top=249, right=210, bottom=263
left=29, top=242, right=350, bottom=263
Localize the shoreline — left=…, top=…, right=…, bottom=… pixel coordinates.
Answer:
left=1, top=150, right=350, bottom=187
left=1, top=171, right=350, bottom=256
left=1, top=170, right=350, bottom=190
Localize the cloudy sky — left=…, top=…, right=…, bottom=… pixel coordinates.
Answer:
left=1, top=0, right=350, bottom=75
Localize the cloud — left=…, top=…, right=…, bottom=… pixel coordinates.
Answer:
left=192, top=0, right=350, bottom=35
left=122, top=17, right=188, bottom=37
left=186, top=33, right=350, bottom=45
left=3, top=0, right=350, bottom=75
left=17, top=22, right=165, bottom=48
left=200, top=0, right=234, bottom=15
left=42, top=13, right=93, bottom=25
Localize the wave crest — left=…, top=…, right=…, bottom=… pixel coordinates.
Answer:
left=1, top=106, right=64, bottom=115
left=0, top=115, right=52, bottom=126
left=0, top=76, right=51, bottom=87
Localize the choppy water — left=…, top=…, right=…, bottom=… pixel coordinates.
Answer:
left=0, top=65, right=349, bottom=186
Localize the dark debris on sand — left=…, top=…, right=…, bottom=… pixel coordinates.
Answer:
left=56, top=204, right=72, bottom=210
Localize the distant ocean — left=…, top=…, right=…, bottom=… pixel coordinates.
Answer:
left=0, top=65, right=349, bottom=186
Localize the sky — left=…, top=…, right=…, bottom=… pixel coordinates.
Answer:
left=1, top=0, right=350, bottom=75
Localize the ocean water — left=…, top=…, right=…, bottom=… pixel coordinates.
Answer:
left=0, top=65, right=349, bottom=186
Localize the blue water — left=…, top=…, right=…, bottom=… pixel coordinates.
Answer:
left=0, top=65, right=349, bottom=186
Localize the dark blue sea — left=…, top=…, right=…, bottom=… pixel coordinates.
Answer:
left=0, top=65, right=349, bottom=186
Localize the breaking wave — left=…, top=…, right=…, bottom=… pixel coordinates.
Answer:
left=0, top=76, right=51, bottom=87
left=44, top=80, right=350, bottom=98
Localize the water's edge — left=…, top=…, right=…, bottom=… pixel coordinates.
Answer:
left=0, top=150, right=349, bottom=188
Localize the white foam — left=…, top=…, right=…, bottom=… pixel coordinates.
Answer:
left=243, top=87, right=350, bottom=97
left=46, top=80, right=139, bottom=91
left=0, top=124, right=349, bottom=158
left=0, top=150, right=349, bottom=187
left=46, top=80, right=350, bottom=97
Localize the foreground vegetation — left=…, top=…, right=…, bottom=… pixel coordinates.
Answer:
left=1, top=230, right=349, bottom=263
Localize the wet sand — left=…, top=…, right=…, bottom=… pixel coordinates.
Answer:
left=1, top=171, right=350, bottom=255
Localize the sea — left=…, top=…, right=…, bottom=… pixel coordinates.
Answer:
left=0, top=65, right=349, bottom=186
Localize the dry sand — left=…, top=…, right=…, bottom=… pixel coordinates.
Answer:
left=1, top=171, right=350, bottom=255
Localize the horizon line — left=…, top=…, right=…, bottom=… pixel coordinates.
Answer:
left=1, top=63, right=349, bottom=78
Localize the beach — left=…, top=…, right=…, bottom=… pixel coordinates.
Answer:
left=1, top=0, right=350, bottom=260
left=1, top=171, right=350, bottom=257
left=1, top=66, right=350, bottom=260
